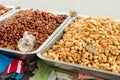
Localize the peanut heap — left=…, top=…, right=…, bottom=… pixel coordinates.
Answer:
left=43, top=17, right=120, bottom=73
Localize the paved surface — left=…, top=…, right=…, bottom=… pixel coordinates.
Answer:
left=1, top=0, right=120, bottom=18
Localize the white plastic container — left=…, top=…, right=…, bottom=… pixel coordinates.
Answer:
left=0, top=6, right=15, bottom=20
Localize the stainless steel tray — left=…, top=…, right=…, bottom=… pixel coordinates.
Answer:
left=0, top=6, right=15, bottom=19
left=0, top=9, right=70, bottom=58
left=37, top=16, right=120, bottom=80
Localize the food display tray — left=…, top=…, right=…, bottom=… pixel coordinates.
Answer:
left=0, top=8, right=70, bottom=58
left=37, top=16, right=120, bottom=80
left=0, top=6, right=15, bottom=20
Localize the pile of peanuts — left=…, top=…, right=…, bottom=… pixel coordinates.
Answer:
left=43, top=17, right=120, bottom=73
left=0, top=9, right=67, bottom=51
left=0, top=4, right=11, bottom=16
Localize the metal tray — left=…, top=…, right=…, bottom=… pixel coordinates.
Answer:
left=0, top=6, right=15, bottom=19
left=37, top=16, right=120, bottom=80
left=0, top=9, right=70, bottom=58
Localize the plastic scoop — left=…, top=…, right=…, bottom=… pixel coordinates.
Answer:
left=86, top=45, right=98, bottom=54
left=18, top=31, right=36, bottom=52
